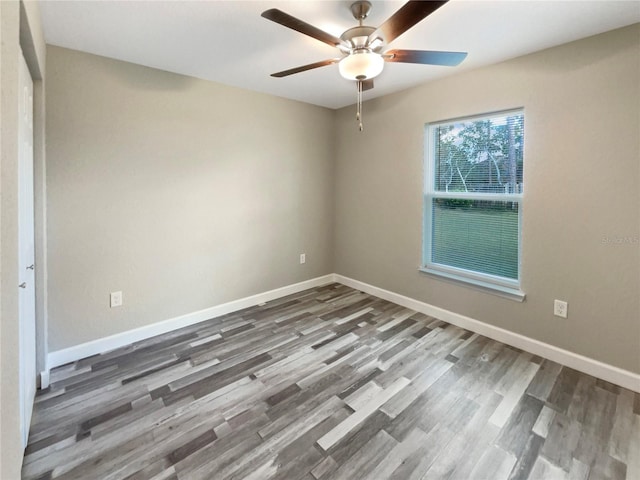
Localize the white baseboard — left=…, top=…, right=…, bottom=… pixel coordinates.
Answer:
left=39, top=369, right=50, bottom=389
left=47, top=274, right=335, bottom=369
left=45, top=272, right=640, bottom=393
left=334, top=274, right=640, bottom=393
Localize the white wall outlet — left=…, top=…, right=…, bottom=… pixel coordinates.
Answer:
left=554, top=299, right=568, bottom=318
left=110, top=291, right=123, bottom=308
left=299, top=253, right=306, bottom=264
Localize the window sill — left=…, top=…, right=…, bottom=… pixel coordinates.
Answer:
left=419, top=267, right=526, bottom=302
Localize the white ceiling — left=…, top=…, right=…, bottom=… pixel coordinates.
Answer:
left=40, top=0, right=640, bottom=109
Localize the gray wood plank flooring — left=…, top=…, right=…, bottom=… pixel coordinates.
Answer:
left=22, top=284, right=640, bottom=479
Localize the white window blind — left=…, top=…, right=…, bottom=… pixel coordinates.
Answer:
left=422, top=110, right=525, bottom=297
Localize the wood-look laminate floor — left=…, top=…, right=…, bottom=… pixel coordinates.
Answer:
left=23, top=284, right=640, bottom=480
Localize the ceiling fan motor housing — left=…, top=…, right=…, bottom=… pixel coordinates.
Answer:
left=339, top=24, right=384, bottom=80
left=340, top=25, right=377, bottom=50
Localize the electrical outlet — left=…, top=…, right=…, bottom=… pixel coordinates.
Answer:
left=554, top=299, right=568, bottom=318
left=299, top=253, right=306, bottom=264
left=110, top=291, right=123, bottom=308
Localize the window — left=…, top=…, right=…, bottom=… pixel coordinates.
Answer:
left=422, top=109, right=525, bottom=300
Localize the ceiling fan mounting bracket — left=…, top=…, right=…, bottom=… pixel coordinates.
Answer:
left=350, top=1, right=372, bottom=23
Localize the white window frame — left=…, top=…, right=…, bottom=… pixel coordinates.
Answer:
left=421, top=109, right=525, bottom=301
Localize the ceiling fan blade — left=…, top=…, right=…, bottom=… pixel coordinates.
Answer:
left=385, top=49, right=467, bottom=66
left=374, top=1, right=448, bottom=44
left=262, top=9, right=344, bottom=48
left=270, top=59, right=340, bottom=78
left=361, top=79, right=374, bottom=91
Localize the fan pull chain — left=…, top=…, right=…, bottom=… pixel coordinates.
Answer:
left=356, top=80, right=363, bottom=132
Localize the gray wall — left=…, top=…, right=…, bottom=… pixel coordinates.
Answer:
left=334, top=25, right=640, bottom=373
left=46, top=46, right=335, bottom=351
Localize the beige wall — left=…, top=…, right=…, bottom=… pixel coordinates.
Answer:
left=0, top=4, right=21, bottom=475
left=46, top=46, right=335, bottom=351
left=1, top=1, right=46, bottom=477
left=334, top=24, right=640, bottom=373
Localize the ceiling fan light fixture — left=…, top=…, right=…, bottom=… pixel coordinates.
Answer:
left=338, top=51, right=384, bottom=81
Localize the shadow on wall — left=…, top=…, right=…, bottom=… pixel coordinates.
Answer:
left=511, top=28, right=638, bottom=73
left=95, top=53, right=199, bottom=91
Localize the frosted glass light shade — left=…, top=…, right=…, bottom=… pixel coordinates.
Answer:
left=338, top=51, right=384, bottom=80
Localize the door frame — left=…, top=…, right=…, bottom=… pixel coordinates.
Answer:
left=18, top=0, right=49, bottom=392
left=18, top=47, right=36, bottom=448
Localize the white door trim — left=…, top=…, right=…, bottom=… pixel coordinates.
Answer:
left=18, top=48, right=36, bottom=449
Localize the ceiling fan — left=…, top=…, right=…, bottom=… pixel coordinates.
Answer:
left=261, top=0, right=467, bottom=130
